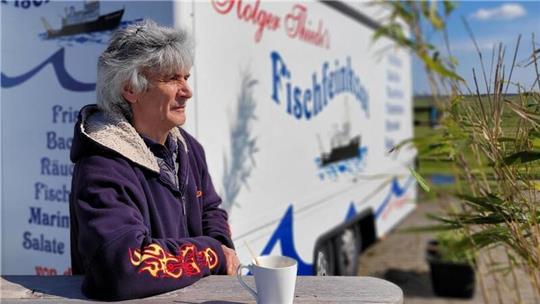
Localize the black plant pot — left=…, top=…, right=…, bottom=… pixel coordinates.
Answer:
left=426, top=240, right=475, bottom=298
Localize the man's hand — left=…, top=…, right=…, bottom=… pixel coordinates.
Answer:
left=221, top=245, right=240, bottom=275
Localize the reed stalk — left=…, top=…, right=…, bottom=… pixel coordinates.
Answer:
left=375, top=1, right=540, bottom=301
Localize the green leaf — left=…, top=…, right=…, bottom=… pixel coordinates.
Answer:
left=454, top=214, right=508, bottom=225
left=505, top=99, right=540, bottom=126
left=373, top=23, right=413, bottom=49
left=446, top=122, right=468, bottom=139
left=443, top=0, right=456, bottom=16
left=531, top=138, right=540, bottom=149
left=420, top=1, right=430, bottom=17
left=448, top=55, right=459, bottom=67
left=456, top=193, right=503, bottom=212
left=400, top=224, right=460, bottom=234
left=393, top=1, right=414, bottom=23
left=420, top=144, right=454, bottom=159
left=503, top=151, right=540, bottom=165
left=498, top=137, right=517, bottom=143
left=409, top=167, right=431, bottom=192
left=419, top=52, right=464, bottom=81
left=426, top=213, right=460, bottom=225
left=469, top=226, right=512, bottom=249
left=435, top=230, right=475, bottom=264
left=387, top=137, right=414, bottom=153
left=428, top=1, right=444, bottom=30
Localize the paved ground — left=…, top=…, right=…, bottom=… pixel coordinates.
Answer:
left=357, top=195, right=539, bottom=304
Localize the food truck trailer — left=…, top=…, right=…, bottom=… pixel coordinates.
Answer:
left=0, top=0, right=416, bottom=276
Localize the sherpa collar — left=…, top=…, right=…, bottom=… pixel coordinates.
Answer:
left=79, top=105, right=188, bottom=174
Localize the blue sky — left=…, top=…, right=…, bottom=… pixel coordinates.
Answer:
left=412, top=1, right=540, bottom=95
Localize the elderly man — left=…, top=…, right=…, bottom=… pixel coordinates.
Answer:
left=69, top=20, right=239, bottom=300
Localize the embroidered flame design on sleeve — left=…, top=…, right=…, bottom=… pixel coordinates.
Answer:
left=129, top=243, right=219, bottom=279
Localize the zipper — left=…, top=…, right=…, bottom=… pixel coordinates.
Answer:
left=177, top=137, right=190, bottom=236
left=181, top=195, right=187, bottom=215
left=181, top=194, right=189, bottom=236
left=180, top=173, right=189, bottom=235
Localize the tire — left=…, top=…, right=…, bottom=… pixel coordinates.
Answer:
left=314, top=241, right=335, bottom=276
left=333, top=227, right=361, bottom=276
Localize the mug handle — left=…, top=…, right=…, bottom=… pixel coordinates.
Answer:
left=236, top=264, right=257, bottom=299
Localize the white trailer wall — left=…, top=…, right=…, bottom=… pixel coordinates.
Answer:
left=183, top=1, right=416, bottom=271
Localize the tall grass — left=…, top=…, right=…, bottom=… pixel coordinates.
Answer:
left=374, top=1, right=540, bottom=302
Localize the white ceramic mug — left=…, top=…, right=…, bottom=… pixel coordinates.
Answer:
left=236, top=255, right=298, bottom=304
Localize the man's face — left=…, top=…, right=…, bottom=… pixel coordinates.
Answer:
left=131, top=69, right=192, bottom=133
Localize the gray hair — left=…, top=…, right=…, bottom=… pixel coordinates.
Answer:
left=96, top=19, right=194, bottom=120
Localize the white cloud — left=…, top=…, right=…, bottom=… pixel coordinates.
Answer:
left=444, top=34, right=520, bottom=53
left=471, top=3, right=526, bottom=21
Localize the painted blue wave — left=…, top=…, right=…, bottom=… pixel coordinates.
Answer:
left=1, top=48, right=95, bottom=91
left=38, top=31, right=110, bottom=46
left=260, top=176, right=413, bottom=275
left=345, top=202, right=358, bottom=221
left=260, top=205, right=313, bottom=274
left=375, top=177, right=415, bottom=218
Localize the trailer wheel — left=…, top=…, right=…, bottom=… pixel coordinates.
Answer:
left=334, top=227, right=361, bottom=276
left=314, top=242, right=335, bottom=276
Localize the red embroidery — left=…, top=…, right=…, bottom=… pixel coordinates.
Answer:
left=129, top=243, right=218, bottom=279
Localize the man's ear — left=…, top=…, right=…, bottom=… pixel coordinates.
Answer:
left=121, top=83, right=138, bottom=104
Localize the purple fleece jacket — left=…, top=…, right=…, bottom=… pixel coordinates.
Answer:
left=70, top=105, right=234, bottom=300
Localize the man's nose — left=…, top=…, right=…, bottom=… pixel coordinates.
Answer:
left=178, top=82, right=192, bottom=99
